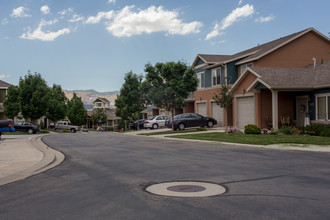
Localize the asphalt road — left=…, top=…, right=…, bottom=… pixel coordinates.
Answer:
left=1, top=132, right=330, bottom=219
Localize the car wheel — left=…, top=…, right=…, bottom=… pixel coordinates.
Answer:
left=70, top=128, right=76, bottom=133
left=27, top=129, right=33, bottom=134
left=152, top=124, right=158, bottom=129
left=178, top=123, right=185, bottom=130
left=207, top=120, right=214, bottom=128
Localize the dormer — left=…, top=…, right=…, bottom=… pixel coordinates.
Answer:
left=93, top=97, right=110, bottom=109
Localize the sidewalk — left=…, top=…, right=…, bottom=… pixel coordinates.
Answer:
left=0, top=134, right=64, bottom=186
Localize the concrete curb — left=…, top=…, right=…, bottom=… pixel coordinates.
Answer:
left=0, top=135, right=65, bottom=186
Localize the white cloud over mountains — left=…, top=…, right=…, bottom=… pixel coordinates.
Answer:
left=11, top=6, right=31, bottom=18
left=206, top=4, right=254, bottom=40
left=85, top=5, right=202, bottom=37
left=20, top=19, right=70, bottom=41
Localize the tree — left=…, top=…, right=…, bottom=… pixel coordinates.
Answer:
left=144, top=61, right=198, bottom=130
left=19, top=72, right=50, bottom=121
left=67, top=93, right=87, bottom=126
left=213, top=83, right=233, bottom=134
left=115, top=72, right=145, bottom=130
left=46, top=84, right=67, bottom=124
left=92, top=108, right=107, bottom=128
left=3, top=85, right=21, bottom=119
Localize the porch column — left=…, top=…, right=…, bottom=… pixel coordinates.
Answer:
left=271, top=90, right=278, bottom=129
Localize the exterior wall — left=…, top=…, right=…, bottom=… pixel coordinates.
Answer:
left=227, top=61, right=239, bottom=84
left=184, top=102, right=194, bottom=113
left=194, top=87, right=220, bottom=117
left=195, top=58, right=205, bottom=66
left=278, top=92, right=295, bottom=127
left=233, top=73, right=257, bottom=96
left=260, top=89, right=272, bottom=129
left=254, top=32, right=330, bottom=68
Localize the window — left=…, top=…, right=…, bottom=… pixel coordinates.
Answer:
left=96, top=102, right=102, bottom=108
left=197, top=72, right=205, bottom=88
left=316, top=95, right=330, bottom=120
left=241, top=63, right=253, bottom=74
left=212, top=68, right=225, bottom=86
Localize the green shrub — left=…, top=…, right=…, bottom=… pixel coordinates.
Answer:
left=280, top=126, right=296, bottom=135
left=62, top=129, right=70, bottom=133
left=244, top=124, right=261, bottom=134
left=320, top=127, right=330, bottom=137
left=302, top=124, right=326, bottom=136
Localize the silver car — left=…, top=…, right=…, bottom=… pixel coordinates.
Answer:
left=144, top=115, right=170, bottom=129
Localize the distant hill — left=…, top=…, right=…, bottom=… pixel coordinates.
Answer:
left=64, top=89, right=119, bottom=109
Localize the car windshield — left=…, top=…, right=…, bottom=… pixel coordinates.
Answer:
left=149, top=116, right=156, bottom=120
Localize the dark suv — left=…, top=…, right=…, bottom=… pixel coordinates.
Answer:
left=166, top=113, right=217, bottom=130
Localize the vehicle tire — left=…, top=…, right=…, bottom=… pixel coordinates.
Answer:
left=152, top=124, right=158, bottom=129
left=27, top=129, right=33, bottom=134
left=207, top=120, right=214, bottom=128
left=178, top=123, right=185, bottom=130
left=70, top=128, right=76, bottom=133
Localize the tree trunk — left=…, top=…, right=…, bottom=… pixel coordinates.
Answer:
left=171, top=108, right=175, bottom=131
left=225, top=107, right=228, bottom=135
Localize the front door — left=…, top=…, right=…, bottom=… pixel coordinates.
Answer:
left=296, top=97, right=308, bottom=127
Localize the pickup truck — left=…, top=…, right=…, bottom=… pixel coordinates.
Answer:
left=0, top=120, right=15, bottom=140
left=55, top=121, right=80, bottom=133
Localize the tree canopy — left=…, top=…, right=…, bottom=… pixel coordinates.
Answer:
left=67, top=92, right=87, bottom=126
left=3, top=85, right=21, bottom=120
left=92, top=108, right=107, bottom=127
left=46, top=84, right=67, bottom=123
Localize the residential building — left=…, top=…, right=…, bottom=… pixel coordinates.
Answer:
left=190, top=27, right=330, bottom=128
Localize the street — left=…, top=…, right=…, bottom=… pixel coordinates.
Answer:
left=0, top=132, right=330, bottom=219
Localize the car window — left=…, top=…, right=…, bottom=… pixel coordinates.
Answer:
left=191, top=114, right=202, bottom=119
left=15, top=122, right=23, bottom=125
left=156, top=116, right=162, bottom=120
left=183, top=114, right=192, bottom=119
left=149, top=116, right=155, bottom=120
left=24, top=122, right=31, bottom=125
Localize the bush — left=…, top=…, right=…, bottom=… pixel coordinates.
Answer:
left=62, top=129, right=70, bottom=133
left=320, top=127, right=330, bottom=137
left=302, top=124, right=325, bottom=136
left=197, top=127, right=207, bottom=131
left=228, top=127, right=242, bottom=133
left=244, top=124, right=261, bottom=134
left=280, top=126, right=296, bottom=135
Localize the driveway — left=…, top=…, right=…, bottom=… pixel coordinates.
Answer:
left=0, top=132, right=330, bottom=219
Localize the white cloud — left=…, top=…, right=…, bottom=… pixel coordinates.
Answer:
left=0, top=74, right=10, bottom=79
left=41, top=5, right=50, bottom=15
left=238, top=0, right=243, bottom=5
left=58, top=8, right=74, bottom=16
left=105, top=5, right=202, bottom=37
left=205, top=4, right=254, bottom=40
left=11, top=6, right=31, bottom=18
left=69, top=14, right=85, bottom=23
left=1, top=18, right=8, bottom=25
left=108, top=0, right=116, bottom=4
left=255, top=15, right=275, bottom=23
left=85, top=11, right=114, bottom=24
left=20, top=19, right=70, bottom=41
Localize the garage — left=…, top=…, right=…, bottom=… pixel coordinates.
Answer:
left=211, top=102, right=224, bottom=126
left=236, top=96, right=255, bottom=129
left=196, top=102, right=207, bottom=117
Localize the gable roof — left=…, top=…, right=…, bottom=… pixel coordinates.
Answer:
left=230, top=61, right=330, bottom=93
left=192, top=54, right=231, bottom=67
left=94, top=97, right=110, bottom=103
left=0, top=80, right=12, bottom=88
left=201, top=28, right=330, bottom=70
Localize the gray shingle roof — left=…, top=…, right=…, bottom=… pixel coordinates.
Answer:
left=250, top=61, right=330, bottom=89
left=94, top=97, right=110, bottom=103
left=197, top=54, right=231, bottom=64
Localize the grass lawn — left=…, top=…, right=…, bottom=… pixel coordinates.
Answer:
left=168, top=132, right=330, bottom=146
left=138, top=129, right=205, bottom=136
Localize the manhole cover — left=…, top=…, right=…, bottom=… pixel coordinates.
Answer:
left=146, top=181, right=226, bottom=197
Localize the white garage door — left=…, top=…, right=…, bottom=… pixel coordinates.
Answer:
left=237, top=96, right=255, bottom=129
left=211, top=102, right=224, bottom=126
left=197, top=102, right=207, bottom=117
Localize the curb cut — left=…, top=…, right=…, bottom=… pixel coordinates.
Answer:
left=0, top=135, right=65, bottom=186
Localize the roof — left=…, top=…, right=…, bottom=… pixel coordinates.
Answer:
left=200, top=28, right=330, bottom=69
left=248, top=61, right=330, bottom=90
left=192, top=54, right=231, bottom=67
left=0, top=80, right=12, bottom=88
left=94, top=97, right=110, bottom=103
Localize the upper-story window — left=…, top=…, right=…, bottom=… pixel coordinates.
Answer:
left=241, top=63, right=253, bottom=75
left=316, top=94, right=330, bottom=120
left=95, top=102, right=102, bottom=108
left=212, top=68, right=225, bottom=86
left=197, top=72, right=205, bottom=89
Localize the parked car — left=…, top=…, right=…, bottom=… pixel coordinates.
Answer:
left=144, top=115, right=170, bottom=129
left=55, top=121, right=80, bottom=133
left=129, top=119, right=145, bottom=130
left=166, top=113, right=217, bottom=130
left=14, top=121, right=40, bottom=134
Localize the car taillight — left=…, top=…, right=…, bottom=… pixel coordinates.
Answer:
left=8, top=121, right=12, bottom=127
left=144, top=121, right=149, bottom=124
left=37, top=126, right=40, bottom=129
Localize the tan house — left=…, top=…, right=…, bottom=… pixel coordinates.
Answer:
left=0, top=80, right=12, bottom=120
left=189, top=27, right=330, bottom=129
left=87, top=98, right=120, bottom=129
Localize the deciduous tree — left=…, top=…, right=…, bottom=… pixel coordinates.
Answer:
left=3, top=86, right=21, bottom=119
left=67, top=93, right=87, bottom=126
left=46, top=84, right=67, bottom=124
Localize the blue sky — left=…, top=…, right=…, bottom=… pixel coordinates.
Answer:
left=0, top=0, right=329, bottom=92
